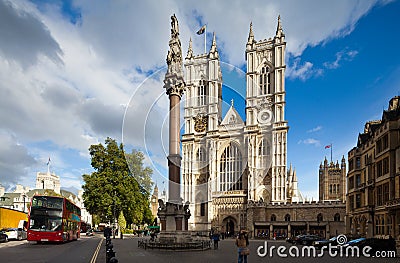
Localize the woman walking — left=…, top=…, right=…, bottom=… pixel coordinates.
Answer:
left=235, top=230, right=249, bottom=263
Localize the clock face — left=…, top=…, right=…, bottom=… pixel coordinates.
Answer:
left=257, top=109, right=272, bottom=124
left=194, top=116, right=207, bottom=132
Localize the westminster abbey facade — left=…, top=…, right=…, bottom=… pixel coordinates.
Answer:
left=181, top=17, right=304, bottom=234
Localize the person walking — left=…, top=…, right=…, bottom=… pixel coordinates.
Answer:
left=212, top=232, right=220, bottom=249
left=235, top=230, right=249, bottom=263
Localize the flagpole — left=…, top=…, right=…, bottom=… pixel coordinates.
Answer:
left=330, top=143, right=333, bottom=163
left=204, top=25, right=207, bottom=54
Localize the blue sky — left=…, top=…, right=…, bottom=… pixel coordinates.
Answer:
left=0, top=0, right=399, bottom=200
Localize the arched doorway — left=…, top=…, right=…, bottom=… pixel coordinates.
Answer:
left=222, top=216, right=237, bottom=237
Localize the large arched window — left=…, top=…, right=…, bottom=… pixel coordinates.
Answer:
left=197, top=80, right=207, bottom=106
left=271, top=214, right=276, bottom=222
left=259, top=66, right=271, bottom=95
left=219, top=143, right=243, bottom=191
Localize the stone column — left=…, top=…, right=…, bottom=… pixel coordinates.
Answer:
left=168, top=93, right=182, bottom=203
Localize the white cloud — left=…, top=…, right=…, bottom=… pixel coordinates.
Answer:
left=323, top=48, right=359, bottom=69
left=307, top=126, right=323, bottom=133
left=286, top=58, right=323, bottom=81
left=0, top=0, right=390, bottom=187
left=298, top=138, right=321, bottom=147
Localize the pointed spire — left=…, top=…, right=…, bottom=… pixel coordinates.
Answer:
left=231, top=99, right=234, bottom=107
left=209, top=32, right=219, bottom=58
left=247, top=21, right=255, bottom=45
left=289, top=163, right=293, bottom=175
left=275, top=15, right=285, bottom=38
left=293, top=169, right=297, bottom=182
left=186, top=37, right=193, bottom=60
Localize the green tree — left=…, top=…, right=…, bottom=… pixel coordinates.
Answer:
left=125, top=149, right=154, bottom=195
left=82, top=137, right=154, bottom=226
left=118, top=211, right=126, bottom=233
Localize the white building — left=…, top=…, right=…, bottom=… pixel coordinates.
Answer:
left=181, top=17, right=301, bottom=232
left=35, top=171, right=61, bottom=194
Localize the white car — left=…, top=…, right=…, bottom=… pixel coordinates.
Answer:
left=2, top=228, right=27, bottom=241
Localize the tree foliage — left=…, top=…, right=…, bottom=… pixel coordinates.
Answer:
left=82, top=137, right=154, bottom=226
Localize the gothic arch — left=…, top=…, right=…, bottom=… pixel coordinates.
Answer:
left=334, top=213, right=340, bottom=222
left=317, top=213, right=323, bottom=223
left=270, top=214, right=277, bottom=222
left=255, top=58, right=274, bottom=73
left=284, top=214, right=291, bottom=222
left=222, top=215, right=238, bottom=236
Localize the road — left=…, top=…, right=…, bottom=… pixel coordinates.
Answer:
left=1, top=235, right=398, bottom=263
left=0, top=235, right=101, bottom=263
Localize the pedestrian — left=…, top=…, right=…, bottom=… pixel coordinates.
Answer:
left=104, top=226, right=112, bottom=238
left=235, top=230, right=249, bottom=263
left=212, top=232, right=220, bottom=249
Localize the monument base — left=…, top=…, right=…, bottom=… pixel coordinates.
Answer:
left=138, top=230, right=211, bottom=251
left=157, top=200, right=190, bottom=231
left=137, top=200, right=210, bottom=250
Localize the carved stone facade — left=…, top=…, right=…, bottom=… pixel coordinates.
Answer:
left=181, top=17, right=302, bottom=232
left=346, top=96, right=400, bottom=245
left=248, top=201, right=345, bottom=239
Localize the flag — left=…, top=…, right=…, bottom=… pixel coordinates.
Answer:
left=325, top=145, right=331, bottom=149
left=46, top=157, right=51, bottom=165
left=196, top=25, right=206, bottom=35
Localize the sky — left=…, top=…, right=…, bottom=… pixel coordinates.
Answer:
left=0, top=0, right=399, bottom=200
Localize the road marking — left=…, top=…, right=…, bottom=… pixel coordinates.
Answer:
left=90, top=238, right=103, bottom=263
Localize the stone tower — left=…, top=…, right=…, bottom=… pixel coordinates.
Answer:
left=35, top=171, right=61, bottom=194
left=182, top=16, right=295, bottom=232
left=319, top=156, right=346, bottom=201
left=244, top=16, right=288, bottom=203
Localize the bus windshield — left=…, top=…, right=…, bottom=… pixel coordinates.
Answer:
left=29, top=196, right=63, bottom=231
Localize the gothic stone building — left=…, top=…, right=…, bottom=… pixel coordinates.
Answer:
left=319, top=157, right=346, bottom=201
left=179, top=16, right=345, bottom=238
left=346, top=96, right=400, bottom=243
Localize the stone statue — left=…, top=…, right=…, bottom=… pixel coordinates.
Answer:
left=184, top=201, right=190, bottom=214
left=158, top=199, right=166, bottom=211
left=166, top=14, right=183, bottom=76
left=171, top=14, right=179, bottom=38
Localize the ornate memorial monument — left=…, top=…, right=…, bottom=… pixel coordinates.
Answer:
left=151, top=15, right=208, bottom=248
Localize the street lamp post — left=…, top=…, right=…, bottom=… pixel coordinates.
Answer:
left=113, top=190, right=116, bottom=239
left=22, top=194, right=27, bottom=213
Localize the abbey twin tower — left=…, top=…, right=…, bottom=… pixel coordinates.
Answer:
left=179, top=16, right=303, bottom=232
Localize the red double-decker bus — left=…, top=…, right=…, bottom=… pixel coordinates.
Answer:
left=27, top=195, right=81, bottom=243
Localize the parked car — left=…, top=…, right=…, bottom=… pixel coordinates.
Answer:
left=342, top=237, right=367, bottom=248
left=342, top=237, right=396, bottom=254
left=313, top=236, right=338, bottom=249
left=1, top=228, right=27, bottom=241
left=286, top=235, right=305, bottom=244
left=86, top=229, right=94, bottom=236
left=296, top=234, right=324, bottom=245
left=0, top=232, right=8, bottom=243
